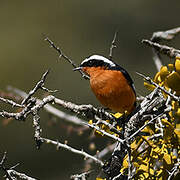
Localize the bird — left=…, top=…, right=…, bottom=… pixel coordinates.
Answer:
left=73, top=55, right=136, bottom=114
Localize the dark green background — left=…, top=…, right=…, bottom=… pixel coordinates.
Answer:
left=0, top=1, right=180, bottom=179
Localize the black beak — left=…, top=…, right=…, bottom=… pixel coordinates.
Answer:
left=73, top=67, right=82, bottom=71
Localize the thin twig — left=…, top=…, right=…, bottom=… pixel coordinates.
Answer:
left=151, top=27, right=180, bottom=42
left=150, top=27, right=180, bottom=71
left=21, top=70, right=57, bottom=105
left=112, top=172, right=124, bottom=180
left=70, top=170, right=92, bottom=180
left=7, top=170, right=37, bottom=180
left=0, top=97, right=24, bottom=108
left=83, top=122, right=124, bottom=143
left=0, top=152, right=35, bottom=180
left=167, top=161, right=180, bottom=180
left=0, top=152, right=13, bottom=180
left=142, top=39, right=180, bottom=58
left=109, top=30, right=118, bottom=60
left=42, top=137, right=104, bottom=166
left=152, top=48, right=162, bottom=71
left=86, top=143, right=116, bottom=165
left=44, top=36, right=89, bottom=80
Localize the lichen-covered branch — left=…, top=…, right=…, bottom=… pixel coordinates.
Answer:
left=142, top=39, right=180, bottom=58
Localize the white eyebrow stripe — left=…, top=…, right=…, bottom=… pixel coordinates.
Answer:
left=81, top=55, right=116, bottom=67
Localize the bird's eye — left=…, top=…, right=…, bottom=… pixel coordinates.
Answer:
left=88, top=60, right=93, bottom=66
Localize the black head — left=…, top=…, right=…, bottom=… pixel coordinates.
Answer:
left=79, top=55, right=116, bottom=68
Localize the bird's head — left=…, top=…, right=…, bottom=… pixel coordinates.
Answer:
left=73, top=55, right=116, bottom=76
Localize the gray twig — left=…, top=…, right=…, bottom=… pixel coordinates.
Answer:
left=32, top=111, right=43, bottom=149
left=151, top=27, right=180, bottom=42
left=149, top=27, right=180, bottom=71
left=167, top=161, right=180, bottom=180
left=7, top=170, right=37, bottom=180
left=8, top=86, right=87, bottom=126
left=136, top=72, right=180, bottom=101
left=54, top=97, right=115, bottom=122
left=21, top=70, right=57, bottom=105
left=0, top=152, right=37, bottom=180
left=142, top=39, right=180, bottom=59
left=83, top=122, right=124, bottom=143
left=109, top=30, right=118, bottom=60
left=0, top=97, right=24, bottom=108
left=44, top=36, right=89, bottom=80
left=70, top=170, right=92, bottom=180
left=42, top=137, right=104, bottom=166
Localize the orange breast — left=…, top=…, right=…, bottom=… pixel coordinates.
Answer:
left=85, top=67, right=136, bottom=113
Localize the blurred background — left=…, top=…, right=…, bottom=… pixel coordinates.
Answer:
left=0, top=0, right=180, bottom=179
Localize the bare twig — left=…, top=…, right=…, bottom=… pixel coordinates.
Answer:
left=0, top=152, right=37, bottom=180
left=109, top=30, right=118, bottom=60
left=70, top=170, right=92, bottom=180
left=142, top=39, right=180, bottom=59
left=151, top=27, right=180, bottom=42
left=44, top=36, right=89, bottom=80
left=0, top=97, right=24, bottom=108
left=0, top=152, right=13, bottom=180
left=152, top=48, right=163, bottom=71
left=149, top=27, right=180, bottom=71
left=7, top=170, right=37, bottom=180
left=112, top=172, right=124, bottom=180
left=21, top=70, right=57, bottom=105
left=42, top=137, right=104, bottom=166
left=83, top=122, right=124, bottom=143
left=86, top=143, right=116, bottom=165
left=167, top=161, right=180, bottom=180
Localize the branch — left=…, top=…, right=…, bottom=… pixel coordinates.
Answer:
left=127, top=112, right=166, bottom=141
left=7, top=170, right=37, bottom=180
left=151, top=27, right=180, bottom=42
left=8, top=86, right=87, bottom=126
left=70, top=170, right=92, bottom=180
left=142, top=39, right=180, bottom=59
left=85, top=143, right=116, bottom=165
left=54, top=97, right=115, bottom=122
left=21, top=70, right=57, bottom=105
left=0, top=97, right=24, bottom=108
left=109, top=30, right=118, bottom=60
left=0, top=152, right=37, bottom=180
left=0, top=152, right=13, bottom=180
left=41, top=137, right=104, bottom=166
left=136, top=72, right=180, bottom=101
left=32, top=112, right=43, bottom=149
left=167, top=161, right=180, bottom=180
left=44, top=36, right=89, bottom=80
left=83, top=122, right=124, bottom=143
left=144, top=27, right=180, bottom=71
